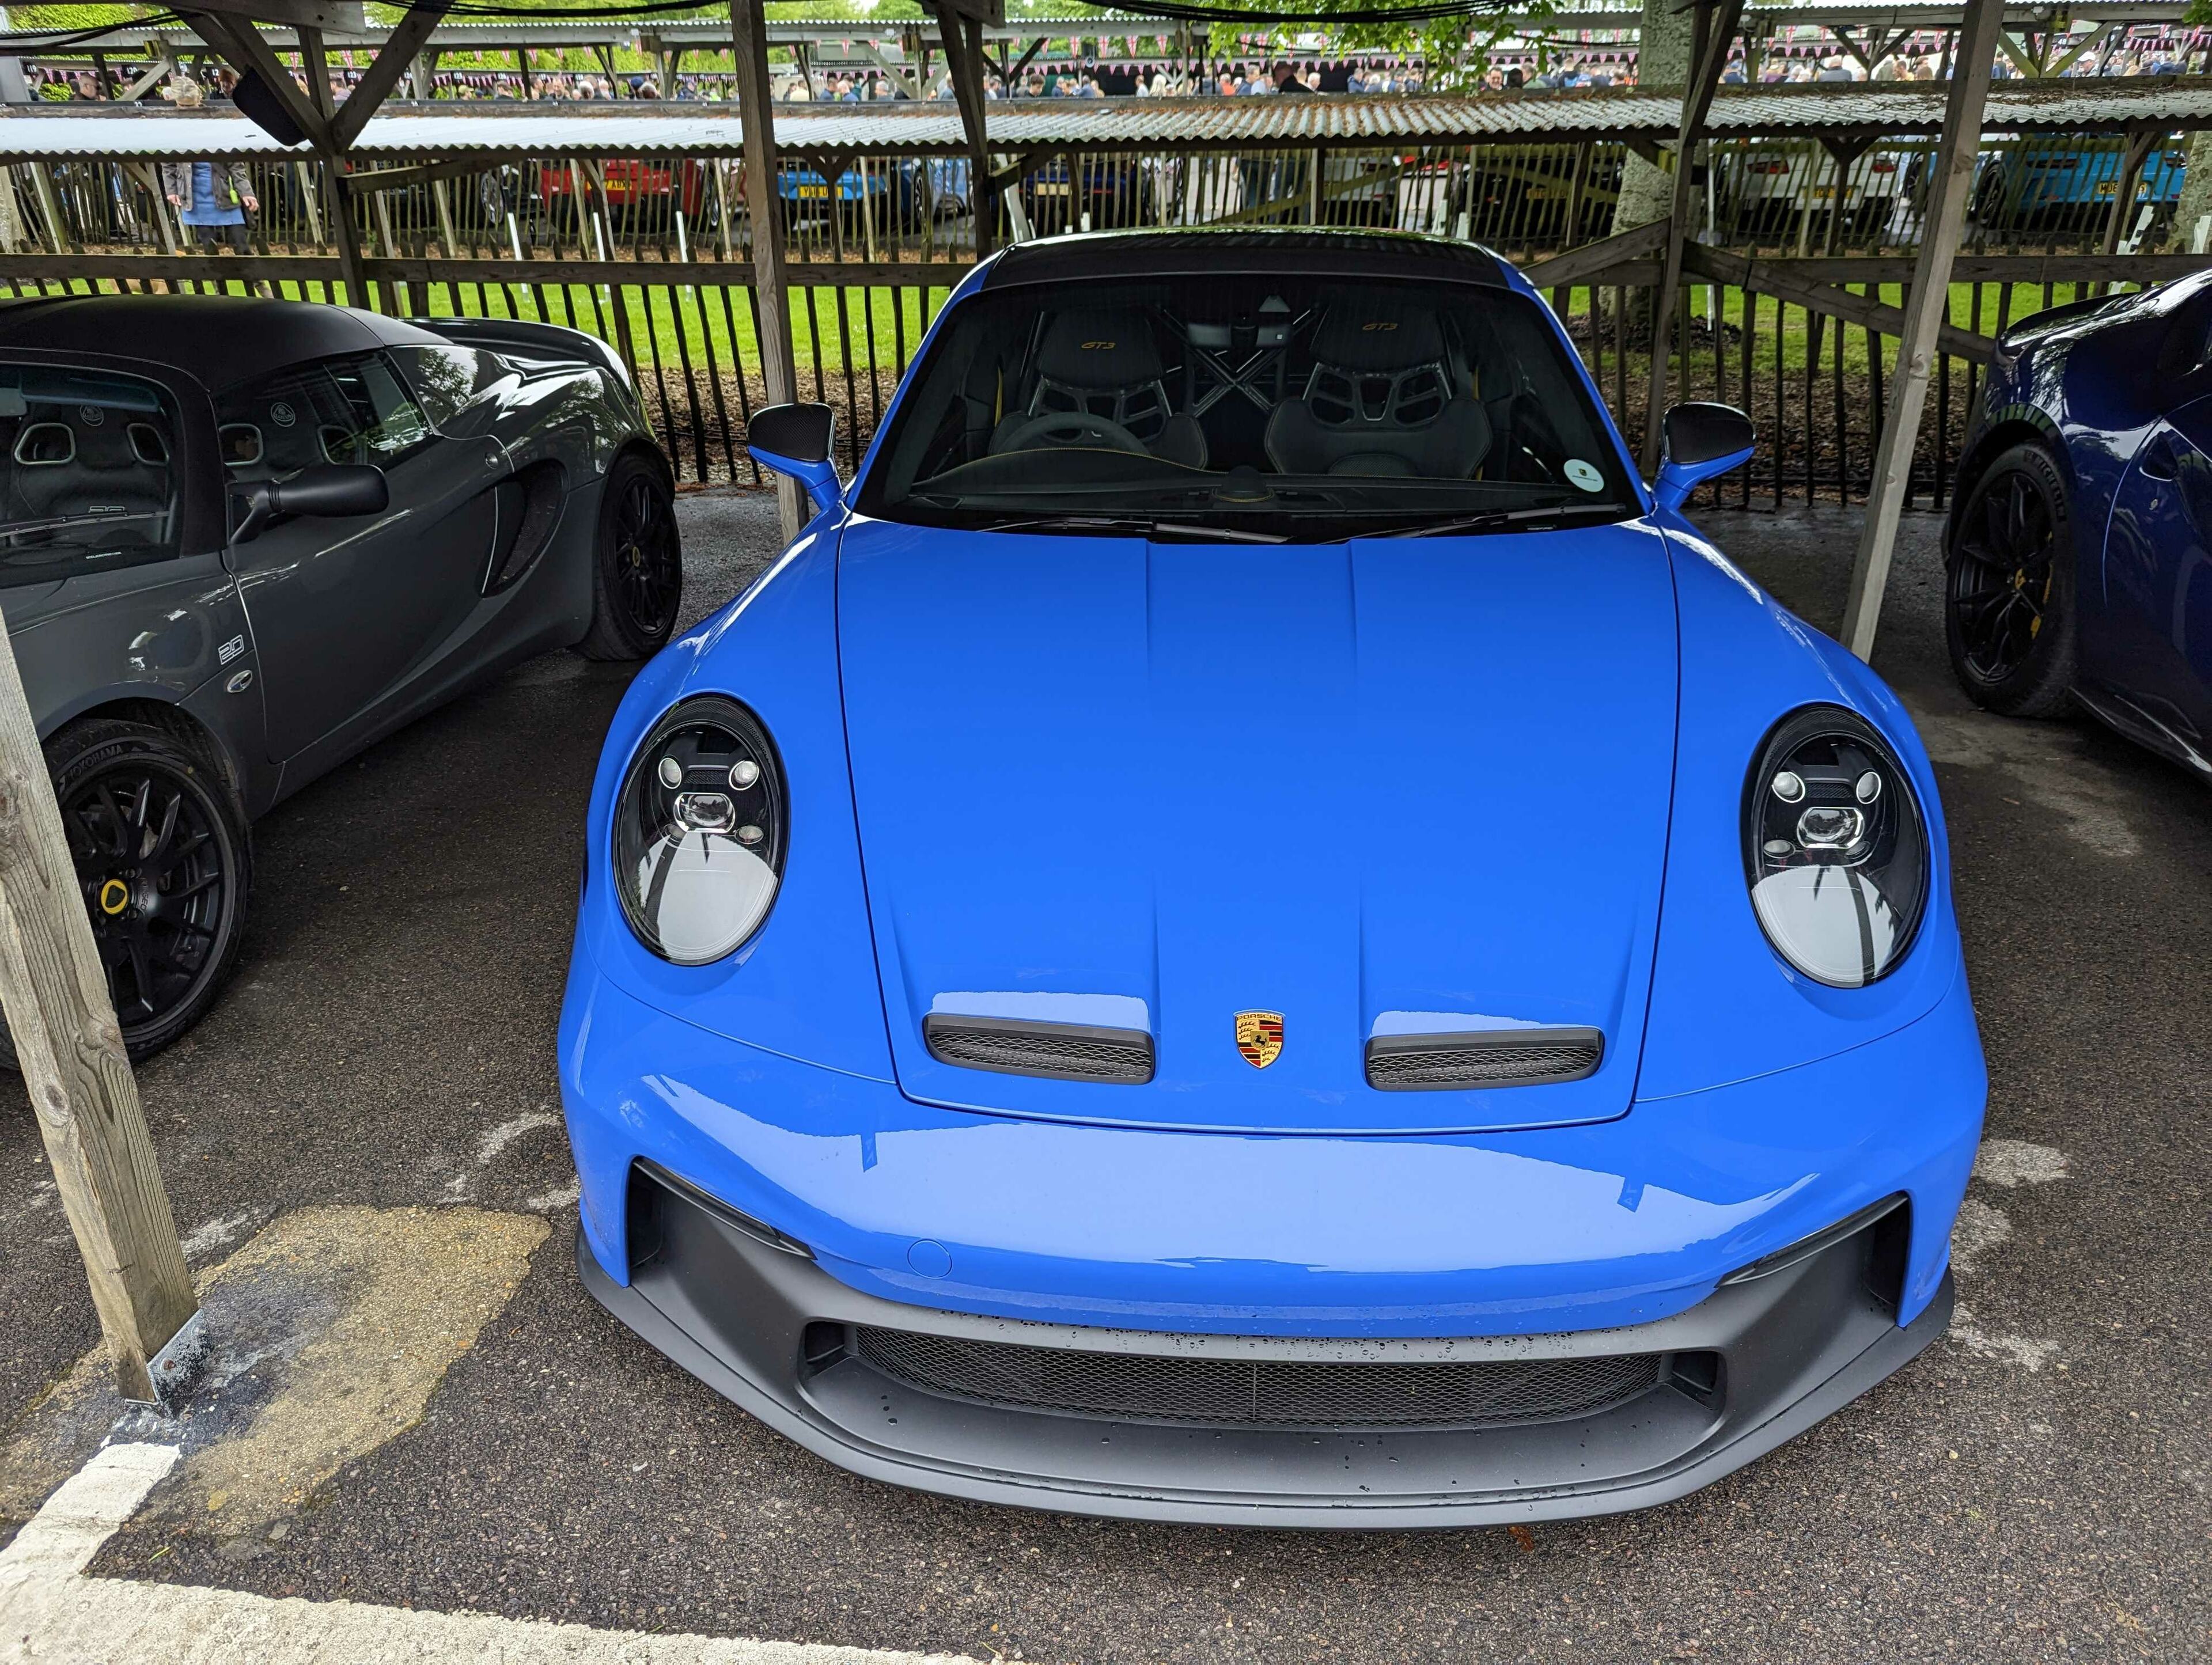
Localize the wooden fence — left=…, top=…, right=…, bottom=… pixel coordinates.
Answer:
left=2, top=132, right=2204, bottom=510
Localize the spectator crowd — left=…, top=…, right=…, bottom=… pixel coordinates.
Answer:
left=14, top=26, right=2205, bottom=106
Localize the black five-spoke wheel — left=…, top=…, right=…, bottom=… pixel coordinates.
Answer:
left=1945, top=441, right=2078, bottom=718
left=579, top=452, right=683, bottom=661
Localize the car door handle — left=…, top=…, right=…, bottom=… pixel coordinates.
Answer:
left=2139, top=429, right=2182, bottom=482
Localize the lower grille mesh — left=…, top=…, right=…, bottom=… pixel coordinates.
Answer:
left=853, top=1327, right=1666, bottom=1430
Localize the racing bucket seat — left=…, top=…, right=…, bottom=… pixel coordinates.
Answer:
left=1264, top=300, right=1491, bottom=478
left=989, top=308, right=1209, bottom=468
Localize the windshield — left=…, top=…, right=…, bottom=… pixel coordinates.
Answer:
left=0, top=366, right=180, bottom=585
left=855, top=274, right=1639, bottom=541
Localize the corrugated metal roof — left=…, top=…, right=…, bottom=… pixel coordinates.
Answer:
left=1, top=80, right=2207, bottom=159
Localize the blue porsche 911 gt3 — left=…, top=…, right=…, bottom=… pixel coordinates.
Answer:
left=558, top=229, right=1987, bottom=1526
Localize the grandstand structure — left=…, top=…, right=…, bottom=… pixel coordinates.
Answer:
left=0, top=0, right=2204, bottom=101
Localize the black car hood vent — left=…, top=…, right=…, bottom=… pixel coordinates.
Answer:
left=1366, top=1027, right=1604, bottom=1091
left=923, top=1014, right=1154, bottom=1084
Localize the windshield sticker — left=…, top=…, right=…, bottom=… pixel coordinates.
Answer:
left=1564, top=459, right=1605, bottom=494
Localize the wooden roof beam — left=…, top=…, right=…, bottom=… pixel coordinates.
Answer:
left=1641, top=0, right=1747, bottom=475
left=1841, top=0, right=2005, bottom=658
left=177, top=7, right=331, bottom=150
left=331, top=0, right=449, bottom=151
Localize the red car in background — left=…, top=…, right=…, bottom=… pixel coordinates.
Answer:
left=540, top=158, right=711, bottom=221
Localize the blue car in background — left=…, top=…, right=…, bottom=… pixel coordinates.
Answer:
left=1971, top=135, right=2186, bottom=234
left=1948, top=270, right=2212, bottom=771
left=559, top=229, right=1986, bottom=1526
left=774, top=157, right=968, bottom=227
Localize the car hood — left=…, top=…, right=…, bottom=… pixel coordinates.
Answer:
left=834, top=513, right=1680, bottom=1135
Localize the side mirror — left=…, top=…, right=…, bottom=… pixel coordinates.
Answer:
left=1653, top=403, right=1756, bottom=514
left=747, top=402, right=841, bottom=516
left=231, top=464, right=389, bottom=544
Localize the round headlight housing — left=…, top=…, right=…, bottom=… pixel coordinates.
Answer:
left=1743, top=707, right=1928, bottom=988
left=613, top=697, right=786, bottom=965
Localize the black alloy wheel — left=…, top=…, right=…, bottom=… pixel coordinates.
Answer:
left=1945, top=441, right=2078, bottom=718
left=1972, top=166, right=2008, bottom=228
left=579, top=452, right=683, bottom=661
left=50, top=718, right=250, bottom=1059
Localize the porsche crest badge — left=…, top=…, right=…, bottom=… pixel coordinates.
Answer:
left=1235, top=1010, right=1284, bottom=1069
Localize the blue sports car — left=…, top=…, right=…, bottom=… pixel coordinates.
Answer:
left=560, top=230, right=1987, bottom=1526
left=1946, top=269, right=2212, bottom=764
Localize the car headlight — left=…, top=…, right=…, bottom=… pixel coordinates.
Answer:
left=1743, top=707, right=1928, bottom=988
left=613, top=696, right=785, bottom=964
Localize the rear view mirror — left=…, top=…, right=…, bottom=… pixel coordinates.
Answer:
left=747, top=403, right=840, bottom=515
left=1653, top=403, right=1756, bottom=513
left=231, top=464, right=389, bottom=544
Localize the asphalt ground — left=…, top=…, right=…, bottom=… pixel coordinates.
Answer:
left=1, top=494, right=2207, bottom=1663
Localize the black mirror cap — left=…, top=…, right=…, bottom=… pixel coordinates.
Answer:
left=277, top=464, right=389, bottom=518
left=1662, top=402, right=1756, bottom=468
left=747, top=403, right=835, bottom=465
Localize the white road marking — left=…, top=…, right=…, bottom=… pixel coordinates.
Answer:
left=525, top=1179, right=582, bottom=1213
left=1949, top=1196, right=2013, bottom=1274
left=0, top=1443, right=966, bottom=1665
left=179, top=1211, right=259, bottom=1262
left=1945, top=1138, right=2070, bottom=1372
left=445, top=1112, right=564, bottom=1203
left=475, top=1111, right=561, bottom=1167
left=1971, top=1139, right=2069, bottom=1189
left=1950, top=1304, right=2061, bottom=1372
left=0, top=1179, right=56, bottom=1230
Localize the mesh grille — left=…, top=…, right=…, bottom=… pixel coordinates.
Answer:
left=924, top=1015, right=1153, bottom=1083
left=853, top=1328, right=1666, bottom=1431
left=1367, top=1028, right=1603, bottom=1090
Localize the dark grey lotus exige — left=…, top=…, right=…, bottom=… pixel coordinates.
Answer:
left=0, top=295, right=681, bottom=1057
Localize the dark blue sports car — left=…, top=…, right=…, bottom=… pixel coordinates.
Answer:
left=560, top=230, right=1986, bottom=1526
left=1947, top=270, right=2212, bottom=767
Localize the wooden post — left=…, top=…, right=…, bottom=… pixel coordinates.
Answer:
left=2097, top=124, right=2161, bottom=274
left=297, top=27, right=373, bottom=310
left=124, top=160, right=180, bottom=253
left=1640, top=0, right=1743, bottom=476
left=931, top=0, right=997, bottom=260
left=430, top=175, right=460, bottom=256
left=26, top=161, right=67, bottom=256
left=729, top=0, right=805, bottom=541
left=0, top=621, right=199, bottom=1406
left=1839, top=0, right=2003, bottom=659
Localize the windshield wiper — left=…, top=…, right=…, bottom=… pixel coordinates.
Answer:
left=969, top=514, right=1287, bottom=544
left=1373, top=503, right=1631, bottom=539
left=0, top=510, right=163, bottom=541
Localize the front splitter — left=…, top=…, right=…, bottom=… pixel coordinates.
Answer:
left=575, top=1169, right=1953, bottom=1528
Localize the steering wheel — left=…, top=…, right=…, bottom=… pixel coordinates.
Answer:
left=993, top=410, right=1150, bottom=457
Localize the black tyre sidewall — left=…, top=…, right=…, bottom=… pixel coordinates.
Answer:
left=1945, top=441, right=2079, bottom=718
left=44, top=720, right=252, bottom=1061
left=582, top=453, right=681, bottom=661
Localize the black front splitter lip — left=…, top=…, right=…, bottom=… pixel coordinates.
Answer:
left=576, top=1226, right=1953, bottom=1530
